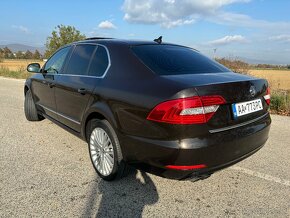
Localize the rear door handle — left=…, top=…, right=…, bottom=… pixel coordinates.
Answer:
left=78, top=88, right=87, bottom=95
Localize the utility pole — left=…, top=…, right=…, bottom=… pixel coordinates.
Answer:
left=213, top=48, right=217, bottom=60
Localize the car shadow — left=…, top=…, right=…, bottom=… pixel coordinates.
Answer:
left=82, top=168, right=159, bottom=217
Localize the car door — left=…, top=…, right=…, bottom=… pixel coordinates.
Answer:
left=54, top=44, right=110, bottom=132
left=31, top=46, right=71, bottom=120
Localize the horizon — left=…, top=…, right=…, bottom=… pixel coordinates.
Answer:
left=0, top=0, right=289, bottom=65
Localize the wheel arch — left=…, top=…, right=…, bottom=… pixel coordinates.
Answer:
left=24, top=85, right=29, bottom=96
left=81, top=102, right=119, bottom=142
left=24, top=79, right=32, bottom=96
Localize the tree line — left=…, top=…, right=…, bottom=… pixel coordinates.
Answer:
left=0, top=25, right=85, bottom=60
left=216, top=58, right=290, bottom=73
left=0, top=47, right=42, bottom=60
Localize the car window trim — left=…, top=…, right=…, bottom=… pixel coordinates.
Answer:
left=59, top=43, right=111, bottom=79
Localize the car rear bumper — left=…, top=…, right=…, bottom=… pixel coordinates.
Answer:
left=120, top=113, right=271, bottom=180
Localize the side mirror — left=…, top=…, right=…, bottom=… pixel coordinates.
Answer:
left=27, top=63, right=41, bottom=73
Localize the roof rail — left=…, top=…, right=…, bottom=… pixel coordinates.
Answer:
left=85, top=37, right=114, bottom=40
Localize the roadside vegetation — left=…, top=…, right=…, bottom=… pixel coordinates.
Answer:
left=270, top=90, right=290, bottom=116
left=0, top=66, right=30, bottom=79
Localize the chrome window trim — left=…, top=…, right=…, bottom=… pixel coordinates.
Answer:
left=38, top=104, right=81, bottom=125
left=44, top=43, right=111, bottom=79
left=90, top=44, right=111, bottom=78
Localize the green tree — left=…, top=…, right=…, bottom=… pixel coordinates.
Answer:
left=33, top=50, right=42, bottom=59
left=0, top=48, right=3, bottom=59
left=45, top=25, right=86, bottom=58
left=15, top=51, right=24, bottom=59
left=3, top=47, right=14, bottom=59
left=24, top=50, right=33, bottom=59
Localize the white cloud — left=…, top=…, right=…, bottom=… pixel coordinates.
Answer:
left=11, top=25, right=29, bottom=33
left=122, top=0, right=250, bottom=28
left=209, top=35, right=247, bottom=46
left=122, top=0, right=290, bottom=30
left=213, top=12, right=290, bottom=30
left=98, top=20, right=117, bottom=29
left=269, top=35, right=290, bottom=43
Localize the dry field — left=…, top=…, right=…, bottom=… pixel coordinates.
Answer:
left=0, top=59, right=45, bottom=71
left=250, top=69, right=290, bottom=91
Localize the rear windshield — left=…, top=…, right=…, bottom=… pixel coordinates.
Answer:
left=132, top=45, right=230, bottom=75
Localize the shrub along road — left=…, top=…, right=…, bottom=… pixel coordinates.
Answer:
left=0, top=77, right=289, bottom=217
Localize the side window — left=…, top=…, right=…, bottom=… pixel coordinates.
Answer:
left=44, top=46, right=70, bottom=74
left=65, top=44, right=96, bottom=75
left=88, top=46, right=109, bottom=77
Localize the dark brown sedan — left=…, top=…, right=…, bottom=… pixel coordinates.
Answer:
left=24, top=38, right=271, bottom=180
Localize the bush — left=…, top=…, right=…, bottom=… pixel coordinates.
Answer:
left=215, top=58, right=250, bottom=75
left=0, top=66, right=31, bottom=79
left=270, top=90, right=290, bottom=115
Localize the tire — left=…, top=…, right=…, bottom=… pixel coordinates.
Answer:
left=24, top=89, right=43, bottom=121
left=87, top=119, right=127, bottom=181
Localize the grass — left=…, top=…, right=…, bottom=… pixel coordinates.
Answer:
left=270, top=90, right=290, bottom=116
left=251, top=68, right=290, bottom=71
left=0, top=59, right=42, bottom=79
left=249, top=69, right=290, bottom=91
left=0, top=66, right=31, bottom=79
left=0, top=59, right=44, bottom=71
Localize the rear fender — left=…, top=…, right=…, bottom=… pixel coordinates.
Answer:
left=81, top=101, right=119, bottom=140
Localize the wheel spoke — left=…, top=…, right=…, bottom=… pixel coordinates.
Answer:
left=89, top=127, right=115, bottom=176
left=105, top=153, right=114, bottom=167
left=103, top=156, right=109, bottom=175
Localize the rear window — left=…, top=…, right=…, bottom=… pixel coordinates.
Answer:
left=132, top=45, right=230, bottom=75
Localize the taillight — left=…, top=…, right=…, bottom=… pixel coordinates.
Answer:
left=147, top=95, right=226, bottom=124
left=264, top=87, right=270, bottom=105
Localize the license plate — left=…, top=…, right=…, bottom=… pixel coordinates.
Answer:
left=232, top=99, right=263, bottom=118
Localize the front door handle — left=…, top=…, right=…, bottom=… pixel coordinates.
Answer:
left=78, top=88, right=87, bottom=95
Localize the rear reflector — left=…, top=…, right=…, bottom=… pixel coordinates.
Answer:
left=147, top=95, right=226, bottom=124
left=264, top=87, right=270, bottom=105
left=166, top=164, right=207, bottom=170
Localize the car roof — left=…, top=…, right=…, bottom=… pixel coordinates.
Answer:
left=76, top=38, right=183, bottom=47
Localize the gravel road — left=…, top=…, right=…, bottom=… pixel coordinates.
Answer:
left=0, top=77, right=289, bottom=217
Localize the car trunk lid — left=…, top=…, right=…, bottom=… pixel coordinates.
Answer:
left=163, top=72, right=269, bottom=129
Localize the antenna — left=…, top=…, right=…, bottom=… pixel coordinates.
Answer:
left=154, top=36, right=162, bottom=44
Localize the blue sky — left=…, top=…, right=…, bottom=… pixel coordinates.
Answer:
left=0, top=0, right=289, bottom=64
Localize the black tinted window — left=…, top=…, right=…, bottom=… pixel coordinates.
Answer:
left=88, top=46, right=109, bottom=77
left=132, top=45, right=230, bottom=75
left=44, top=46, right=70, bottom=74
left=66, top=44, right=96, bottom=75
